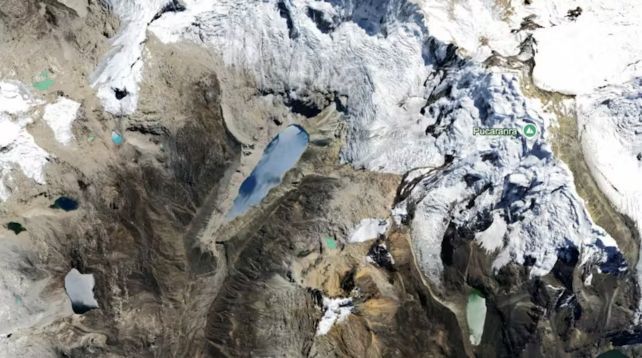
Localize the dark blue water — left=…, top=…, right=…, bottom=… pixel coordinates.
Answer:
left=51, top=197, right=79, bottom=211
left=227, top=125, right=309, bottom=220
left=6, top=222, right=26, bottom=234
left=597, top=349, right=628, bottom=358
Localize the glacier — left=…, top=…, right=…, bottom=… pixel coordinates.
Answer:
left=391, top=69, right=623, bottom=286
left=98, top=0, right=628, bottom=293
left=90, top=0, right=173, bottom=115
left=88, top=0, right=628, bottom=287
left=577, top=78, right=642, bottom=311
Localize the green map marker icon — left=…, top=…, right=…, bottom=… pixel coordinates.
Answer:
left=522, top=123, right=538, bottom=138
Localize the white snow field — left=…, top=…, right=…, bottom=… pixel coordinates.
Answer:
left=348, top=218, right=389, bottom=243
left=415, top=0, right=642, bottom=95
left=91, top=0, right=173, bottom=115
left=43, top=97, right=81, bottom=145
left=316, top=296, right=353, bottom=336
left=0, top=81, right=49, bottom=201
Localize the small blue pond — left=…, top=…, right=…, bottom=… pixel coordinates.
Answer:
left=50, top=196, right=79, bottom=211
left=111, top=131, right=124, bottom=145
left=227, top=125, right=309, bottom=220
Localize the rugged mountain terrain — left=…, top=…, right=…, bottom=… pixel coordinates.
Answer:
left=1, top=0, right=641, bottom=357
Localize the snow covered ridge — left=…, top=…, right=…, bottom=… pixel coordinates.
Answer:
left=391, top=68, right=625, bottom=285
left=577, top=78, right=642, bottom=286
left=414, top=0, right=642, bottom=95
left=141, top=0, right=625, bottom=284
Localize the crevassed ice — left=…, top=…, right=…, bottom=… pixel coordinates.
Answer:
left=577, top=78, right=642, bottom=310
left=392, top=69, right=620, bottom=284
left=577, top=79, right=642, bottom=237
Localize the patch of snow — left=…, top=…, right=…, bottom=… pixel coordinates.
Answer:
left=0, top=81, right=38, bottom=114
left=0, top=81, right=49, bottom=201
left=532, top=6, right=642, bottom=94
left=348, top=218, right=389, bottom=243
left=413, top=0, right=521, bottom=61
left=91, top=0, right=171, bottom=115
left=475, top=212, right=506, bottom=253
left=42, top=97, right=80, bottom=145
left=316, top=296, right=353, bottom=336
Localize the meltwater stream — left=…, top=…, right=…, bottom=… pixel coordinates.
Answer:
left=227, top=125, right=309, bottom=220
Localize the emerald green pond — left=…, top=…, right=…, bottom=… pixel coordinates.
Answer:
left=32, top=71, right=54, bottom=91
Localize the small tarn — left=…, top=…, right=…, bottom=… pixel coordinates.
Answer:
left=6, top=222, right=26, bottom=235
left=50, top=196, right=79, bottom=211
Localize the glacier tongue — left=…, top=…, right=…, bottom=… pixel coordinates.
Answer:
left=91, top=0, right=173, bottom=115
left=139, top=0, right=623, bottom=284
left=149, top=0, right=443, bottom=173
left=577, top=79, right=642, bottom=236
left=577, top=78, right=642, bottom=308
